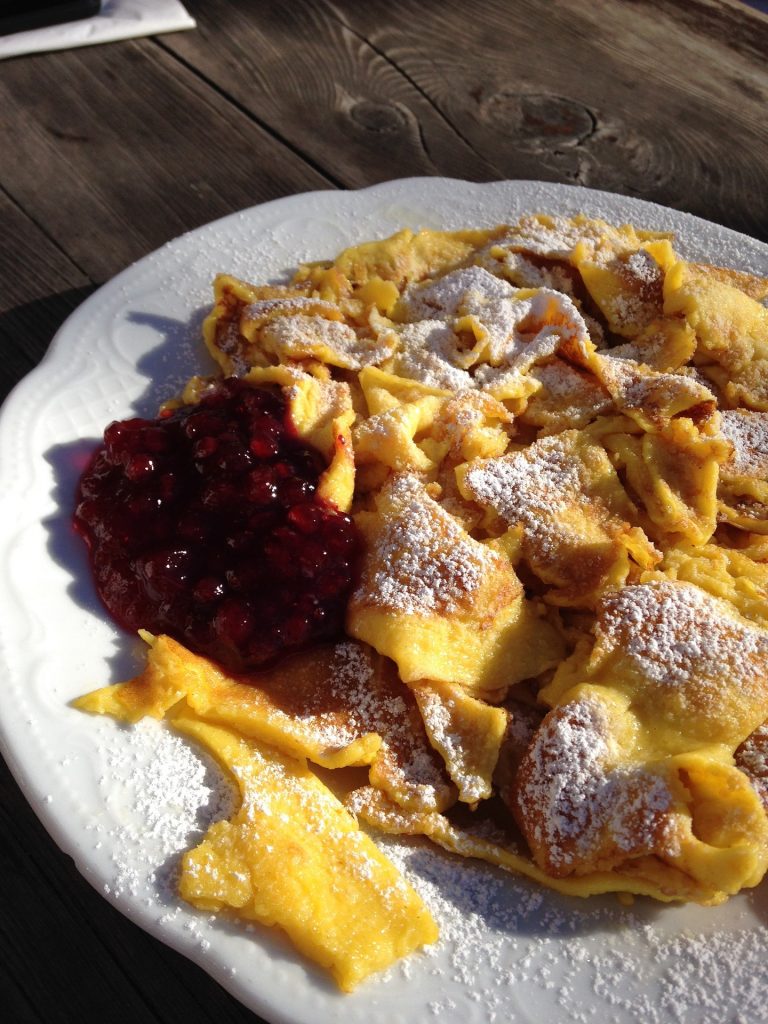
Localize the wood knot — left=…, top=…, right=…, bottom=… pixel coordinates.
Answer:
left=478, top=91, right=595, bottom=149
left=349, top=101, right=408, bottom=134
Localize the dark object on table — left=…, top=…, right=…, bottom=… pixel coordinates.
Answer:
left=0, top=0, right=100, bottom=36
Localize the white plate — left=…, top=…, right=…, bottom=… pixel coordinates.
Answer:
left=2, top=178, right=768, bottom=1024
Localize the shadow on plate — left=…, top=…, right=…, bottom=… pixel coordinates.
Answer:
left=40, top=302, right=218, bottom=684
left=400, top=840, right=666, bottom=940
left=128, top=306, right=216, bottom=416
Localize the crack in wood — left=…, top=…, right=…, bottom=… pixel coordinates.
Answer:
left=322, top=0, right=504, bottom=176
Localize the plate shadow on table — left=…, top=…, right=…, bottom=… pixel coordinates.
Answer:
left=0, top=284, right=98, bottom=405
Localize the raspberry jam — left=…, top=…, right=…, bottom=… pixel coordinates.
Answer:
left=74, top=378, right=360, bottom=672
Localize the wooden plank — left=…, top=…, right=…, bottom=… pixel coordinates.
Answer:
left=158, top=0, right=499, bottom=188
left=333, top=0, right=768, bottom=241
left=0, top=38, right=331, bottom=284
left=163, top=0, right=768, bottom=241
left=0, top=188, right=93, bottom=402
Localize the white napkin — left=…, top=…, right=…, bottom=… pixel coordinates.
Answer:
left=0, top=0, right=195, bottom=60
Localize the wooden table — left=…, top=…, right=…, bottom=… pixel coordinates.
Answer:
left=1, top=1, right=767, bottom=1021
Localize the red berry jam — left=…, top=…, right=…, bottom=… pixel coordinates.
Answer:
left=74, top=378, right=360, bottom=672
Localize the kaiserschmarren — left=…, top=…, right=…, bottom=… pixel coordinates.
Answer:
left=75, top=212, right=768, bottom=989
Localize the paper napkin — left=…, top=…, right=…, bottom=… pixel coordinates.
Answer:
left=0, top=0, right=195, bottom=60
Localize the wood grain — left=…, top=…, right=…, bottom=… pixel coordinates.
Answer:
left=164, top=0, right=768, bottom=240
left=329, top=0, right=768, bottom=240
left=0, top=189, right=92, bottom=401
left=0, top=39, right=330, bottom=283
left=158, top=0, right=500, bottom=186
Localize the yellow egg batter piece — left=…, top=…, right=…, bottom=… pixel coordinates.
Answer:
left=410, top=679, right=509, bottom=803
left=297, top=227, right=501, bottom=293
left=542, top=579, right=768, bottom=748
left=652, top=541, right=768, bottom=629
left=202, top=274, right=314, bottom=375
left=171, top=713, right=438, bottom=991
left=74, top=634, right=454, bottom=814
left=509, top=687, right=768, bottom=901
left=519, top=358, right=613, bottom=435
left=346, top=781, right=725, bottom=905
left=458, top=429, right=659, bottom=607
left=717, top=408, right=768, bottom=534
left=664, top=260, right=768, bottom=410
left=601, top=418, right=729, bottom=546
left=347, top=472, right=563, bottom=691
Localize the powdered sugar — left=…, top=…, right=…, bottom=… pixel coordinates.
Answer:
left=499, top=213, right=605, bottom=259
left=720, top=409, right=768, bottom=478
left=377, top=831, right=768, bottom=1024
left=244, top=296, right=339, bottom=320
left=401, top=266, right=515, bottom=322
left=262, top=314, right=391, bottom=368
left=417, top=687, right=491, bottom=803
left=516, top=696, right=674, bottom=873
left=398, top=267, right=591, bottom=386
left=625, top=249, right=662, bottom=286
left=393, top=320, right=474, bottom=390
left=359, top=474, right=504, bottom=615
left=90, top=711, right=768, bottom=1023
left=462, top=431, right=597, bottom=562
left=90, top=717, right=235, bottom=903
left=597, top=580, right=768, bottom=692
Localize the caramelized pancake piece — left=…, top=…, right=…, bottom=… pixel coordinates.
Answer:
left=74, top=635, right=453, bottom=813
left=512, top=691, right=674, bottom=877
left=654, top=541, right=768, bottom=629
left=543, top=580, right=768, bottom=749
left=717, top=409, right=768, bottom=534
left=347, top=473, right=563, bottom=690
left=603, top=419, right=728, bottom=545
left=573, top=240, right=673, bottom=338
left=459, top=429, right=658, bottom=605
left=353, top=390, right=447, bottom=473
left=512, top=688, right=768, bottom=896
left=202, top=274, right=316, bottom=373
left=259, top=315, right=394, bottom=370
left=173, top=715, right=438, bottom=991
left=591, top=354, right=716, bottom=432
left=688, top=261, right=768, bottom=302
left=608, top=318, right=697, bottom=372
left=347, top=782, right=729, bottom=904
left=664, top=261, right=768, bottom=410
left=393, top=265, right=595, bottom=401
left=494, top=213, right=670, bottom=263
left=411, top=680, right=508, bottom=803
left=493, top=699, right=545, bottom=807
left=325, top=228, right=498, bottom=288
left=735, top=722, right=768, bottom=811
left=520, top=359, right=613, bottom=435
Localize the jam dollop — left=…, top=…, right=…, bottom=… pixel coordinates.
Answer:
left=74, top=378, right=360, bottom=672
